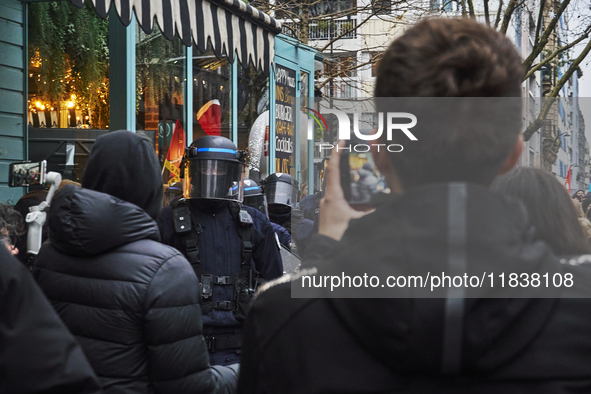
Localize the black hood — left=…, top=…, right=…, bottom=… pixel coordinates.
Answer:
left=49, top=185, right=161, bottom=256
left=322, top=183, right=560, bottom=375
left=82, top=130, right=163, bottom=219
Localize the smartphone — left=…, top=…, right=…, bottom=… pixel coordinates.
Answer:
left=340, top=146, right=386, bottom=205
left=9, top=160, right=47, bottom=187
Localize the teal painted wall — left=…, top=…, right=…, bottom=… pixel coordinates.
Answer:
left=0, top=0, right=25, bottom=204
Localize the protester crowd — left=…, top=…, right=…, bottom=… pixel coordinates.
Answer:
left=3, top=16, right=591, bottom=394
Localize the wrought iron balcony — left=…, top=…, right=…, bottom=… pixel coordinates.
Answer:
left=281, top=20, right=357, bottom=40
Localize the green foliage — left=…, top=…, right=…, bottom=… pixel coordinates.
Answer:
left=28, top=0, right=109, bottom=128
left=135, top=26, right=184, bottom=110
left=28, top=2, right=67, bottom=100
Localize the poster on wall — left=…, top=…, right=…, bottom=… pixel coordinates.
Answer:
left=275, top=65, right=296, bottom=177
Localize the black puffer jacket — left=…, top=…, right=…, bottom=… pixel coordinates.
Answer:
left=239, top=183, right=591, bottom=393
left=0, top=244, right=101, bottom=394
left=34, top=185, right=237, bottom=393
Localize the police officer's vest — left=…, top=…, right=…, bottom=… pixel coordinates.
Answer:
left=171, top=199, right=258, bottom=322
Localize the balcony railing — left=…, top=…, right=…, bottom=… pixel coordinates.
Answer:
left=281, top=20, right=357, bottom=40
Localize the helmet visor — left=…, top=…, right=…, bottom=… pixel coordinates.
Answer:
left=265, top=181, right=297, bottom=207
left=184, top=159, right=244, bottom=201
left=244, top=194, right=268, bottom=217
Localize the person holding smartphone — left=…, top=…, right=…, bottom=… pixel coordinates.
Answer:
left=237, top=17, right=591, bottom=394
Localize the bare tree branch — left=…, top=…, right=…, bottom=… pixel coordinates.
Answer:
left=494, top=0, right=504, bottom=29
left=523, top=37, right=591, bottom=141
left=467, top=0, right=476, bottom=18
left=316, top=57, right=379, bottom=90
left=534, top=0, right=546, bottom=44
left=522, top=0, right=572, bottom=71
left=524, top=29, right=590, bottom=80
left=319, top=14, right=380, bottom=52
left=500, top=0, right=521, bottom=35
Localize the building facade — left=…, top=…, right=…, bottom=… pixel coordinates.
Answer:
left=0, top=0, right=318, bottom=204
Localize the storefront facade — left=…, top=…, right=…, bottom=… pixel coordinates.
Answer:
left=0, top=0, right=317, bottom=203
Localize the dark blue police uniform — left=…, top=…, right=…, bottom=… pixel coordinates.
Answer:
left=157, top=199, right=282, bottom=365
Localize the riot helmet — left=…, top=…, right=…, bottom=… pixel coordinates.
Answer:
left=262, top=173, right=298, bottom=209
left=181, top=135, right=245, bottom=201
left=163, top=181, right=183, bottom=207
left=243, top=179, right=268, bottom=217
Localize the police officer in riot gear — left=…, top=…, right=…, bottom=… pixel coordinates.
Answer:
left=243, top=179, right=268, bottom=217
left=262, top=173, right=300, bottom=235
left=262, top=173, right=317, bottom=257
left=243, top=178, right=291, bottom=249
left=157, top=136, right=283, bottom=366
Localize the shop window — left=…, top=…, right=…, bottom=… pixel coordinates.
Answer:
left=136, top=22, right=185, bottom=183
left=27, top=1, right=110, bottom=183
left=192, top=48, right=232, bottom=143
left=240, top=65, right=270, bottom=181
left=28, top=1, right=109, bottom=130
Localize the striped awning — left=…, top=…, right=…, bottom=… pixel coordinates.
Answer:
left=70, top=0, right=281, bottom=75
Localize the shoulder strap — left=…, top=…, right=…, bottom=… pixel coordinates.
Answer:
left=172, top=199, right=201, bottom=269
left=230, top=202, right=254, bottom=267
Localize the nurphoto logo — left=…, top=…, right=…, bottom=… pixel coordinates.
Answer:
left=303, top=105, right=417, bottom=153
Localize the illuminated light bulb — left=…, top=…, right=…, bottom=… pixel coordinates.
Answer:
left=40, top=105, right=45, bottom=110
left=35, top=101, right=41, bottom=108
left=67, top=101, right=75, bottom=108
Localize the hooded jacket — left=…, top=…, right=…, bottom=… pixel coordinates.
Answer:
left=0, top=244, right=101, bottom=394
left=238, top=183, right=591, bottom=394
left=34, top=131, right=238, bottom=393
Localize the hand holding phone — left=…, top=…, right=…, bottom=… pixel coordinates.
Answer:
left=318, top=142, right=374, bottom=241
left=339, top=142, right=386, bottom=207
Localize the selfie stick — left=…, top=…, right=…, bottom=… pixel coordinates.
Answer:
left=26, top=172, right=61, bottom=255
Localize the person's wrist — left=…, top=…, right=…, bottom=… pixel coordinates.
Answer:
left=318, top=222, right=345, bottom=241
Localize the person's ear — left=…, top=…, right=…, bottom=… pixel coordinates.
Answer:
left=498, top=134, right=523, bottom=176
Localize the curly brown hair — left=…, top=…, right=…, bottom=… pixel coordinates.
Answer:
left=0, top=203, right=24, bottom=246
left=374, top=18, right=524, bottom=189
left=375, top=18, right=523, bottom=98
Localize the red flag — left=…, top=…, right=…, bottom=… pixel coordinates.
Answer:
left=164, top=120, right=186, bottom=186
left=565, top=165, right=572, bottom=194
left=197, top=99, right=221, bottom=136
